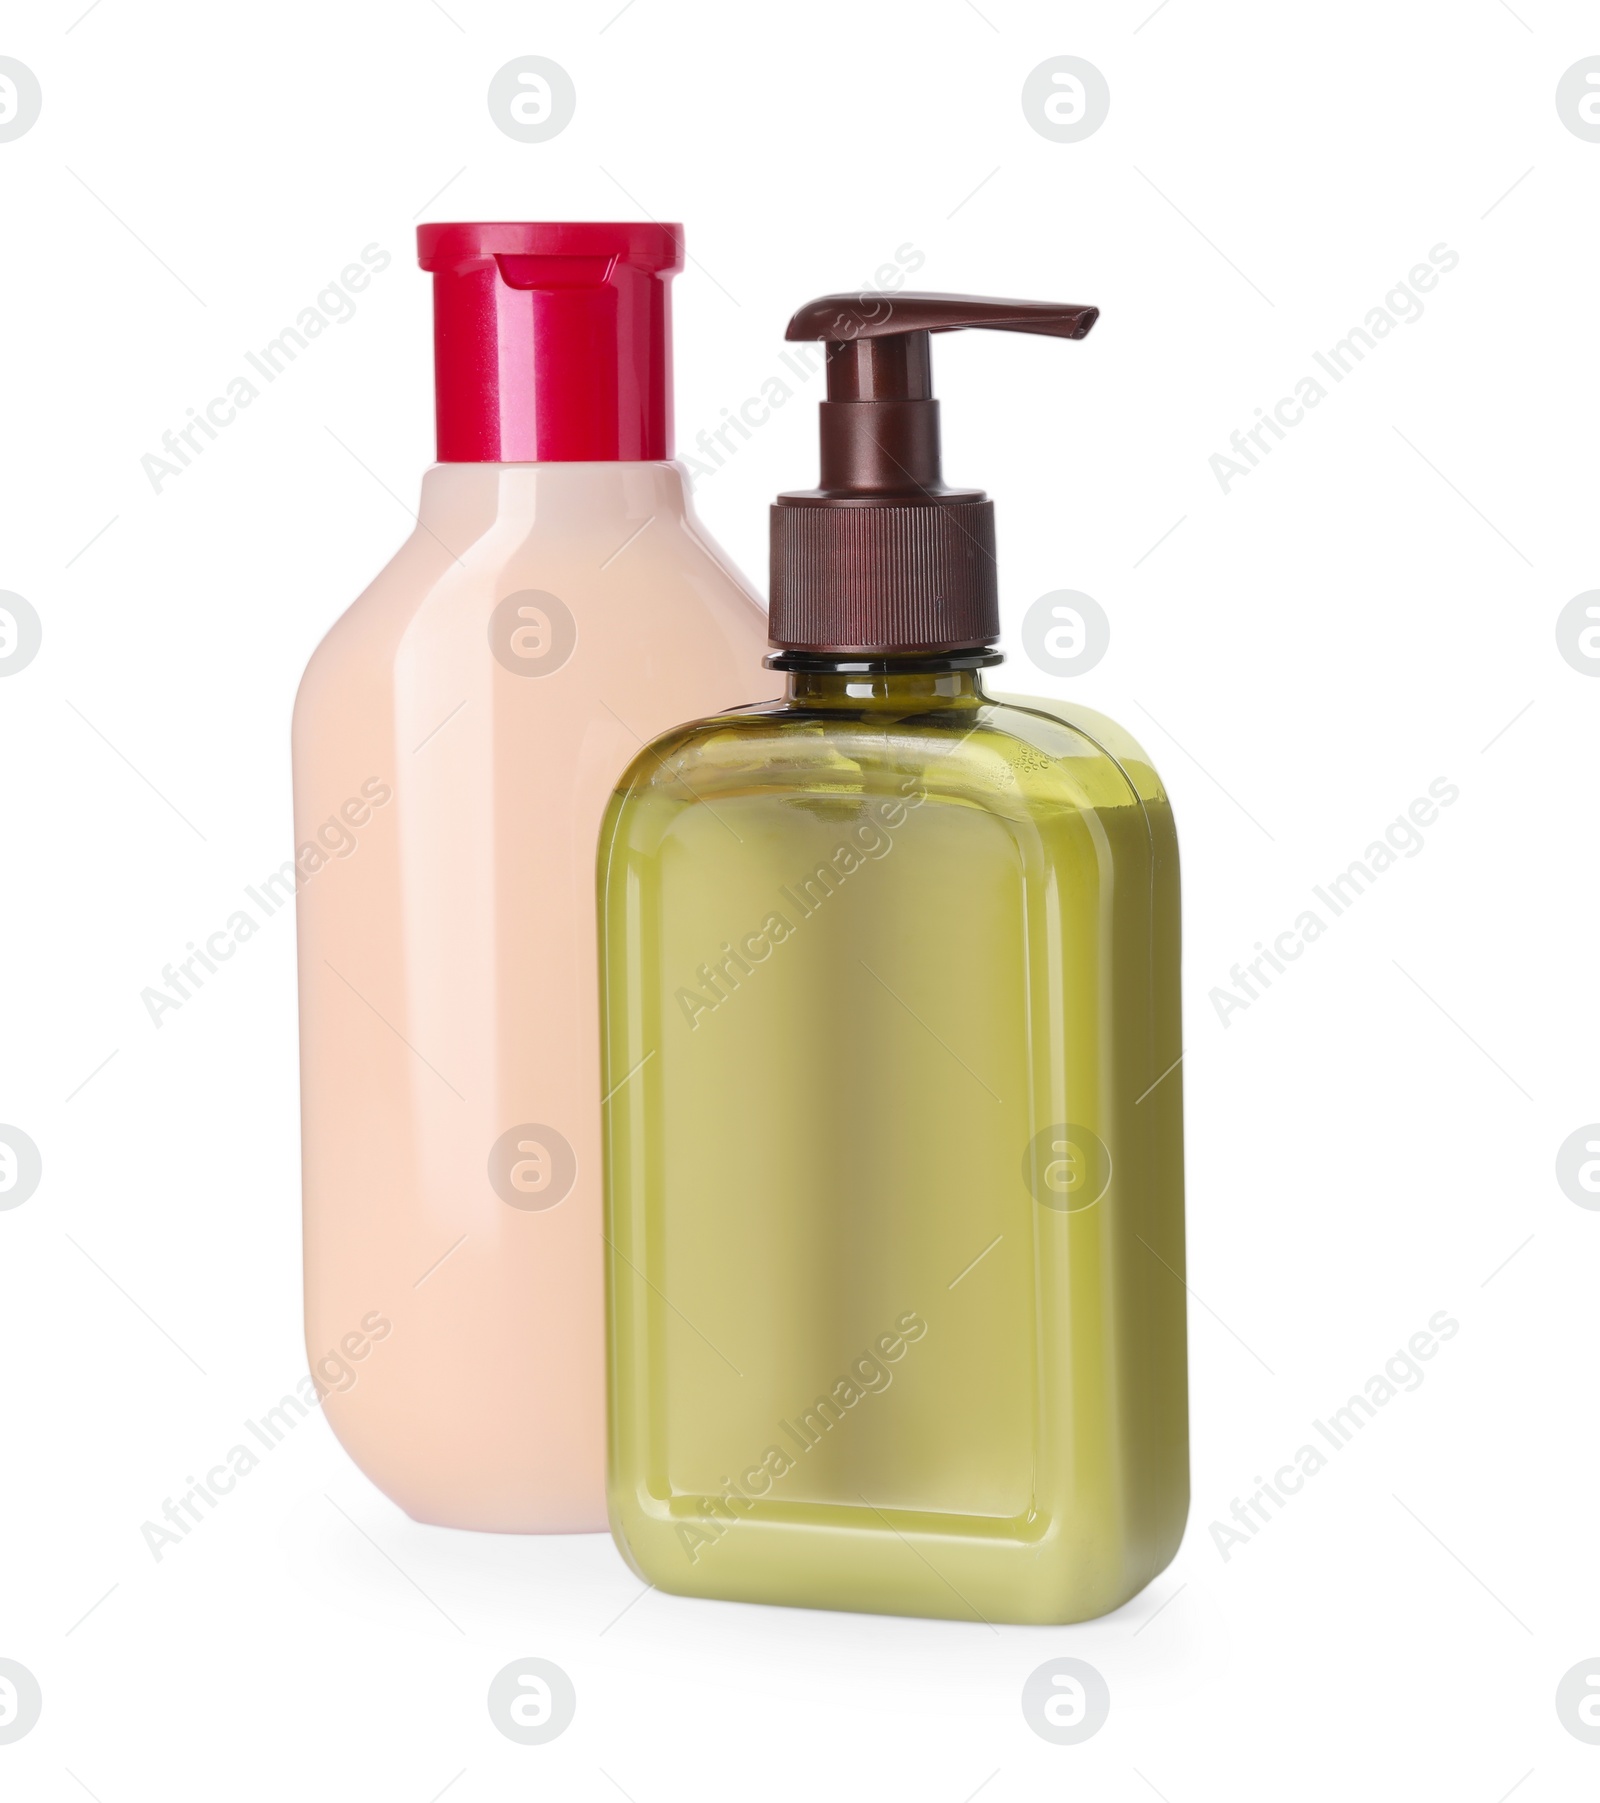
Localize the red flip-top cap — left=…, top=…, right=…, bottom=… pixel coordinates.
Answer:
left=416, top=221, right=683, bottom=463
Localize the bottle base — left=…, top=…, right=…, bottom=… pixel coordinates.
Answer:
left=610, top=1492, right=1188, bottom=1626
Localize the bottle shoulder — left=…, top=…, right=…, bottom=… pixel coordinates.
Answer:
left=986, top=689, right=1170, bottom=810
left=610, top=695, right=1148, bottom=820
left=295, top=478, right=771, bottom=739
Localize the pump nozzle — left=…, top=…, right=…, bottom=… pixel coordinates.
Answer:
left=770, top=292, right=1098, bottom=659
left=787, top=290, right=1098, bottom=346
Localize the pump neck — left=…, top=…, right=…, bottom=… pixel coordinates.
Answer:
left=782, top=663, right=990, bottom=710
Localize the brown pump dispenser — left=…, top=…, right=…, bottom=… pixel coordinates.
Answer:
left=768, top=292, right=1098, bottom=659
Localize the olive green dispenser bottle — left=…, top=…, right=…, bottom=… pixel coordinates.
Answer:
left=597, top=294, right=1187, bottom=1624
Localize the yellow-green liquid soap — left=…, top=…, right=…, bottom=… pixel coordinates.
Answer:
left=598, top=671, right=1187, bottom=1623
left=597, top=289, right=1187, bottom=1623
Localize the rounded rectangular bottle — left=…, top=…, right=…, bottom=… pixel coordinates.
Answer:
left=293, top=222, right=773, bottom=1532
left=598, top=292, right=1187, bottom=1619
left=598, top=668, right=1187, bottom=1619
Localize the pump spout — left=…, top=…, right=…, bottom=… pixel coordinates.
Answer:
left=785, top=292, right=1098, bottom=345
left=790, top=296, right=1098, bottom=498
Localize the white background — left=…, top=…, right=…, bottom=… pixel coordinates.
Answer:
left=1, top=0, right=1596, bottom=1797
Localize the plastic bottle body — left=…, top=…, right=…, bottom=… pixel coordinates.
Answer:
left=598, top=668, right=1187, bottom=1619
left=294, top=460, right=772, bottom=1532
